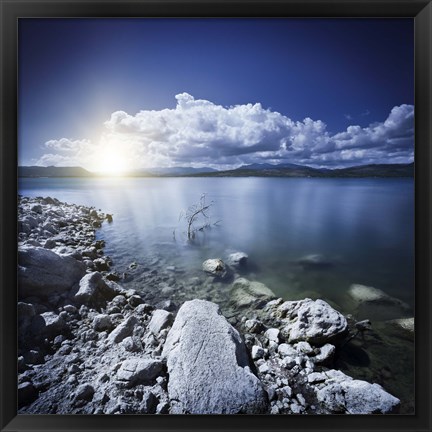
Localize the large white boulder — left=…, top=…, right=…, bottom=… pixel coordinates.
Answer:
left=312, top=369, right=400, bottom=414
left=162, top=299, right=269, bottom=414
left=277, top=298, right=348, bottom=344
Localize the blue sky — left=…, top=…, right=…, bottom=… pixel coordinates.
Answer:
left=19, top=18, right=414, bottom=171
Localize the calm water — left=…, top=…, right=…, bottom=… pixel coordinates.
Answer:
left=18, top=176, right=415, bottom=411
left=19, top=177, right=414, bottom=314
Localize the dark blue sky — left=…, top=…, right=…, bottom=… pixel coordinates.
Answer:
left=19, top=18, right=414, bottom=170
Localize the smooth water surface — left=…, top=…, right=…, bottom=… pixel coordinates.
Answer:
left=19, top=176, right=414, bottom=312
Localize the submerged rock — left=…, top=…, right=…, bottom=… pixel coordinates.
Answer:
left=202, top=259, right=229, bottom=279
left=297, top=254, right=333, bottom=269
left=18, top=246, right=86, bottom=299
left=230, top=278, right=276, bottom=308
left=347, top=284, right=412, bottom=321
left=226, top=252, right=248, bottom=268
left=162, top=299, right=269, bottom=414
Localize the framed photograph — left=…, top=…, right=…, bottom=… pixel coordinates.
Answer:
left=1, top=0, right=431, bottom=431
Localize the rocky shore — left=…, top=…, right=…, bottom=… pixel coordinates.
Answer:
left=18, top=196, right=404, bottom=414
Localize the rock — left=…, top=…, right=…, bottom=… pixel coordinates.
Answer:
left=18, top=381, right=38, bottom=408
left=31, top=312, right=67, bottom=339
left=162, top=299, right=268, bottom=414
left=121, top=336, right=141, bottom=352
left=315, top=371, right=400, bottom=414
left=74, top=384, right=95, bottom=401
left=154, top=299, right=177, bottom=312
left=341, top=381, right=400, bottom=414
left=278, top=343, right=297, bottom=358
left=226, top=252, right=248, bottom=268
left=43, top=239, right=57, bottom=249
left=202, top=259, right=229, bottom=279
left=107, top=316, right=139, bottom=344
left=134, top=303, right=154, bottom=316
left=297, top=254, right=332, bottom=269
left=92, top=314, right=113, bottom=332
left=251, top=345, right=265, bottom=360
left=140, top=389, right=158, bottom=414
left=294, top=341, right=313, bottom=355
left=230, top=278, right=276, bottom=308
left=348, top=284, right=411, bottom=321
left=264, top=328, right=280, bottom=344
left=24, top=349, right=44, bottom=365
left=148, top=310, right=173, bottom=336
left=93, top=258, right=109, bottom=271
left=387, top=317, right=414, bottom=332
left=277, top=298, right=348, bottom=344
left=74, top=272, right=117, bottom=308
left=30, top=204, right=43, bottom=214
left=18, top=246, right=86, bottom=299
left=116, top=358, right=163, bottom=388
left=18, top=302, right=36, bottom=325
left=244, top=319, right=264, bottom=334
left=313, top=343, right=336, bottom=365
left=128, top=295, right=144, bottom=307
left=258, top=363, right=270, bottom=374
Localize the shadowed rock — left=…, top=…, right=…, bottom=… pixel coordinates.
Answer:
left=18, top=246, right=86, bottom=299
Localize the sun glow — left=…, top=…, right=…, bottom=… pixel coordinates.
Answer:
left=94, top=148, right=129, bottom=176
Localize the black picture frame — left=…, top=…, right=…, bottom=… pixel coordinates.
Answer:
left=1, top=0, right=431, bottom=431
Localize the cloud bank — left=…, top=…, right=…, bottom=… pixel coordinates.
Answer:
left=34, top=93, right=414, bottom=170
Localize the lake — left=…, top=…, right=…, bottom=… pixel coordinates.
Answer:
left=18, top=176, right=415, bottom=412
left=19, top=176, right=414, bottom=313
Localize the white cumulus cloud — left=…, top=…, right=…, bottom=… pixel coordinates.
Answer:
left=36, top=94, right=414, bottom=170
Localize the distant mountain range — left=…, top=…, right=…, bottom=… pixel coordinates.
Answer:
left=18, top=162, right=414, bottom=178
left=18, top=166, right=94, bottom=177
left=192, top=162, right=414, bottom=178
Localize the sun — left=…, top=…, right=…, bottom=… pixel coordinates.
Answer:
left=94, top=148, right=129, bottom=176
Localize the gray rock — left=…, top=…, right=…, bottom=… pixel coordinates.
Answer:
left=341, top=381, right=400, bottom=414
left=294, top=341, right=313, bottom=355
left=107, top=316, right=139, bottom=344
left=313, top=343, right=336, bottom=365
left=92, top=314, right=113, bottom=332
left=148, top=310, right=173, bottom=336
left=74, top=384, right=95, bottom=401
left=230, top=278, right=276, bottom=308
left=226, top=252, right=248, bottom=268
left=30, top=204, right=43, bottom=214
left=315, top=371, right=400, bottom=414
left=162, top=299, right=268, bottom=414
left=18, top=246, right=86, bottom=299
left=277, top=298, right=348, bottom=344
left=348, top=284, right=412, bottom=321
left=202, top=259, right=229, bottom=279
left=278, top=343, right=298, bottom=358
left=18, top=381, right=38, bottom=408
left=116, top=358, right=163, bottom=388
left=264, top=328, right=280, bottom=344
left=31, top=312, right=66, bottom=339
left=387, top=317, right=414, bottom=333
left=128, top=295, right=144, bottom=307
left=297, top=253, right=332, bottom=268
left=251, top=345, right=265, bottom=360
left=244, top=319, right=264, bottom=334
left=140, top=389, right=158, bottom=413
left=74, top=272, right=117, bottom=308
